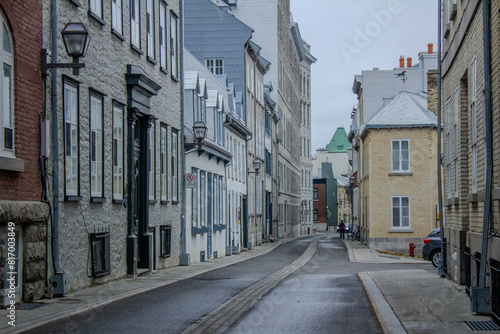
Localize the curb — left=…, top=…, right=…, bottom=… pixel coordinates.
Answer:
left=358, top=272, right=406, bottom=334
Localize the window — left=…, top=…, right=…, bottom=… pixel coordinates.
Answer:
left=146, top=0, right=155, bottom=60
left=90, top=231, right=111, bottom=277
left=159, top=1, right=167, bottom=70
left=313, top=210, right=318, bottom=222
left=131, top=0, right=140, bottom=49
left=1, top=16, right=13, bottom=157
left=313, top=188, right=318, bottom=200
left=170, top=12, right=178, bottom=78
left=392, top=196, right=410, bottom=228
left=192, top=168, right=198, bottom=227
left=219, top=176, right=223, bottom=225
left=391, top=139, right=409, bottom=172
left=471, top=57, right=477, bottom=193
left=113, top=103, right=124, bottom=200
left=160, top=225, right=171, bottom=257
left=160, top=124, right=168, bottom=202
left=111, top=0, right=123, bottom=36
left=90, top=91, right=104, bottom=199
left=89, top=0, right=103, bottom=19
left=454, top=87, right=459, bottom=198
left=171, top=129, right=178, bottom=202
left=148, top=122, right=155, bottom=200
left=64, top=80, right=80, bottom=198
left=205, top=58, right=224, bottom=75
left=200, top=171, right=206, bottom=226
left=445, top=98, right=452, bottom=199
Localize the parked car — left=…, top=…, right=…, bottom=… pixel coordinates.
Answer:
left=422, top=228, right=442, bottom=268
left=337, top=223, right=350, bottom=233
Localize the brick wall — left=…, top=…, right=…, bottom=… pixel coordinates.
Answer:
left=0, top=0, right=43, bottom=202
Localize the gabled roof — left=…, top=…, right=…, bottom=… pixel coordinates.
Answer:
left=326, top=127, right=350, bottom=153
left=198, top=78, right=207, bottom=98
left=185, top=71, right=200, bottom=91
left=362, top=91, right=437, bottom=135
left=207, top=90, right=219, bottom=108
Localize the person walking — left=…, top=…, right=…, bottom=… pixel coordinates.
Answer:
left=338, top=220, right=346, bottom=240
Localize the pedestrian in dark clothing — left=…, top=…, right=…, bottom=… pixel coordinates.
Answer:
left=338, top=220, right=346, bottom=240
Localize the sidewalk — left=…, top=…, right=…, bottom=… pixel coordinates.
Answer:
left=344, top=238, right=500, bottom=334
left=0, top=239, right=290, bottom=334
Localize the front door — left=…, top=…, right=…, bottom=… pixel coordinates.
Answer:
left=242, top=195, right=248, bottom=248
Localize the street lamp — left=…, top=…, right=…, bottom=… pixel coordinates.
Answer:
left=252, top=158, right=261, bottom=175
left=185, top=121, right=208, bottom=150
left=41, top=22, right=91, bottom=76
left=248, top=158, right=262, bottom=248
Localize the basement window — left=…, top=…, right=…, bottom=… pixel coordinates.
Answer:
left=90, top=231, right=110, bottom=277
left=160, top=225, right=171, bottom=258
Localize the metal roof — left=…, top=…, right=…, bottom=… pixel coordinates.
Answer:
left=185, top=71, right=199, bottom=90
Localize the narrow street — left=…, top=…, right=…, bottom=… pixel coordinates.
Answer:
left=25, top=234, right=430, bottom=334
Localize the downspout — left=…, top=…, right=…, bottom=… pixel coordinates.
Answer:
left=50, top=0, right=61, bottom=274
left=275, top=120, right=279, bottom=239
left=223, top=114, right=232, bottom=254
left=244, top=43, right=250, bottom=249
left=437, top=0, right=445, bottom=277
left=479, top=0, right=492, bottom=290
left=179, top=0, right=190, bottom=265
left=254, top=60, right=258, bottom=245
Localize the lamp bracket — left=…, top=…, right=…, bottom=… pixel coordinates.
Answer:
left=41, top=48, right=86, bottom=76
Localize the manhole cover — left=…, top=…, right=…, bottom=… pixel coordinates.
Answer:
left=466, top=321, right=500, bottom=331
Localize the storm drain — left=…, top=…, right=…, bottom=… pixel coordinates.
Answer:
left=466, top=321, right=500, bottom=331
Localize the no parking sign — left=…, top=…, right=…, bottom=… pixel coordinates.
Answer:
left=185, top=173, right=195, bottom=188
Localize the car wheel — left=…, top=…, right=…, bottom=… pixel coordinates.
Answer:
left=431, top=250, right=442, bottom=268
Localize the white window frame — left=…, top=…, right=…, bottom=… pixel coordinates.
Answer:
left=64, top=80, right=80, bottom=197
left=90, top=92, right=104, bottom=198
left=90, top=0, right=103, bottom=19
left=146, top=0, right=155, bottom=60
left=445, top=98, right=452, bottom=199
left=113, top=103, right=124, bottom=200
left=471, top=57, right=478, bottom=193
left=391, top=139, right=410, bottom=172
left=1, top=16, right=14, bottom=157
left=159, top=1, right=167, bottom=70
left=160, top=124, right=168, bottom=202
left=170, top=11, right=178, bottom=79
left=171, top=129, right=178, bottom=202
left=111, top=0, right=123, bottom=35
left=391, top=196, right=410, bottom=228
left=192, top=168, right=198, bottom=227
left=131, top=0, right=141, bottom=49
left=200, top=171, right=206, bottom=227
left=205, top=58, right=224, bottom=75
left=148, top=122, right=155, bottom=200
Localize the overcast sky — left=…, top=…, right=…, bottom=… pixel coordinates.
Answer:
left=290, top=0, right=438, bottom=154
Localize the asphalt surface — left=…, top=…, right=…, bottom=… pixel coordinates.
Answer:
left=23, top=234, right=432, bottom=334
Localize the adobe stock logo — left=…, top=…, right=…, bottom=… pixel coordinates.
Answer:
left=340, top=0, right=404, bottom=63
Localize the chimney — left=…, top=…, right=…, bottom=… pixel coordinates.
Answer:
left=399, top=56, right=405, bottom=68
left=407, top=57, right=412, bottom=68
left=428, top=43, right=434, bottom=54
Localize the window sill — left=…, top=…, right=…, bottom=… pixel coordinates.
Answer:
left=69, top=0, right=81, bottom=6
left=161, top=200, right=169, bottom=205
left=493, top=188, right=500, bottom=201
left=171, top=200, right=179, bottom=205
left=88, top=11, right=106, bottom=26
left=147, top=56, right=157, bottom=65
left=445, top=197, right=459, bottom=206
left=388, top=228, right=414, bottom=233
left=160, top=254, right=171, bottom=258
left=171, top=75, right=179, bottom=83
left=468, top=192, right=479, bottom=203
left=160, top=67, right=168, bottom=75
left=113, top=199, right=127, bottom=204
left=111, top=29, right=125, bottom=41
left=149, top=199, right=157, bottom=204
left=91, top=197, right=106, bottom=203
left=0, top=156, right=25, bottom=172
left=65, top=196, right=82, bottom=202
left=388, top=172, right=413, bottom=176
left=131, top=44, right=143, bottom=55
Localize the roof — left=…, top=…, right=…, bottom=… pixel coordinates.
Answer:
left=185, top=71, right=199, bottom=90
left=207, top=90, right=219, bottom=108
left=362, top=91, right=438, bottom=134
left=326, top=127, right=350, bottom=153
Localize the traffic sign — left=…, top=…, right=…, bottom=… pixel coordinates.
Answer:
left=185, top=173, right=195, bottom=188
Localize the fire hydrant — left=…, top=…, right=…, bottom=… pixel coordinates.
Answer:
left=409, top=243, right=415, bottom=257
left=307, top=227, right=310, bottom=234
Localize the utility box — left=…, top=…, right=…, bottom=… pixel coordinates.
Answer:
left=50, top=273, right=68, bottom=296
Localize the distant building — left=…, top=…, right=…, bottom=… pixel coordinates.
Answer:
left=313, top=162, right=337, bottom=232
left=313, top=127, right=351, bottom=178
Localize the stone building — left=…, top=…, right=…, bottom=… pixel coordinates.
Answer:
left=441, top=0, right=500, bottom=316
left=42, top=0, right=182, bottom=293
left=0, top=0, right=49, bottom=306
left=313, top=127, right=351, bottom=178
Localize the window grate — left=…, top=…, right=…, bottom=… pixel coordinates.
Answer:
left=90, top=229, right=110, bottom=277
left=465, top=246, right=471, bottom=297
left=160, top=225, right=171, bottom=258
left=466, top=321, right=500, bottom=331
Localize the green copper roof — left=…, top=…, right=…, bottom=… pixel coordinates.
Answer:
left=326, top=127, right=350, bottom=153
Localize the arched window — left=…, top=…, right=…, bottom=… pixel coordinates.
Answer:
left=1, top=11, right=13, bottom=157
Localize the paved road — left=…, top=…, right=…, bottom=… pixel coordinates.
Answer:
left=25, top=234, right=430, bottom=334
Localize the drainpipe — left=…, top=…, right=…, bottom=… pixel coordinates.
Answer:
left=179, top=0, right=190, bottom=266
left=50, top=0, right=61, bottom=274
left=254, top=60, right=258, bottom=246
